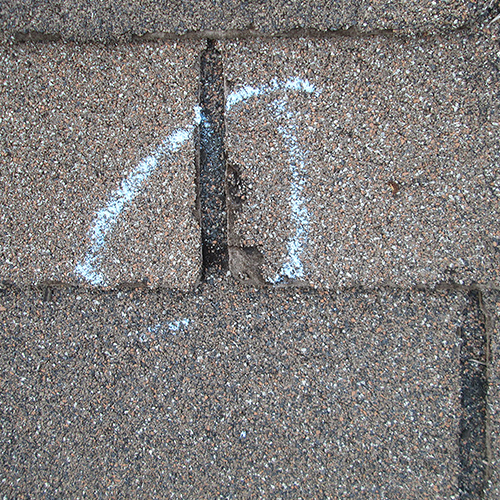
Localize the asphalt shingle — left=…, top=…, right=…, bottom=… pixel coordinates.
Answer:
left=485, top=290, right=500, bottom=498
left=0, top=0, right=494, bottom=42
left=0, top=41, right=202, bottom=289
left=222, top=31, right=500, bottom=289
left=0, top=283, right=465, bottom=497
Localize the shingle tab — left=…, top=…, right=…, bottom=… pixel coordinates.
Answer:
left=0, top=0, right=492, bottom=42
left=0, top=42, right=202, bottom=289
left=0, top=284, right=465, bottom=497
left=222, top=33, right=500, bottom=288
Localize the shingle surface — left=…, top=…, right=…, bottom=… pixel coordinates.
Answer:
left=222, top=31, right=500, bottom=289
left=0, top=283, right=464, bottom=498
left=0, top=41, right=202, bottom=289
left=0, top=0, right=494, bottom=42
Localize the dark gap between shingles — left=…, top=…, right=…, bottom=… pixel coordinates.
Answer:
left=459, top=289, right=488, bottom=499
left=199, top=39, right=228, bottom=277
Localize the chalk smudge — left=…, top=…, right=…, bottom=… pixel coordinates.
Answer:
left=148, top=318, right=190, bottom=335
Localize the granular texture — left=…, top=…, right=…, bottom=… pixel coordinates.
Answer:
left=0, top=41, right=202, bottom=289
left=222, top=32, right=500, bottom=289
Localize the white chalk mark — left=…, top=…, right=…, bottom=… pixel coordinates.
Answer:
left=167, top=318, right=190, bottom=331
left=226, top=77, right=319, bottom=111
left=283, top=77, right=317, bottom=94
left=226, top=85, right=266, bottom=110
left=193, top=105, right=203, bottom=126
left=271, top=99, right=309, bottom=282
left=77, top=78, right=318, bottom=286
left=148, top=318, right=190, bottom=336
left=75, top=125, right=193, bottom=286
left=226, top=78, right=317, bottom=283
